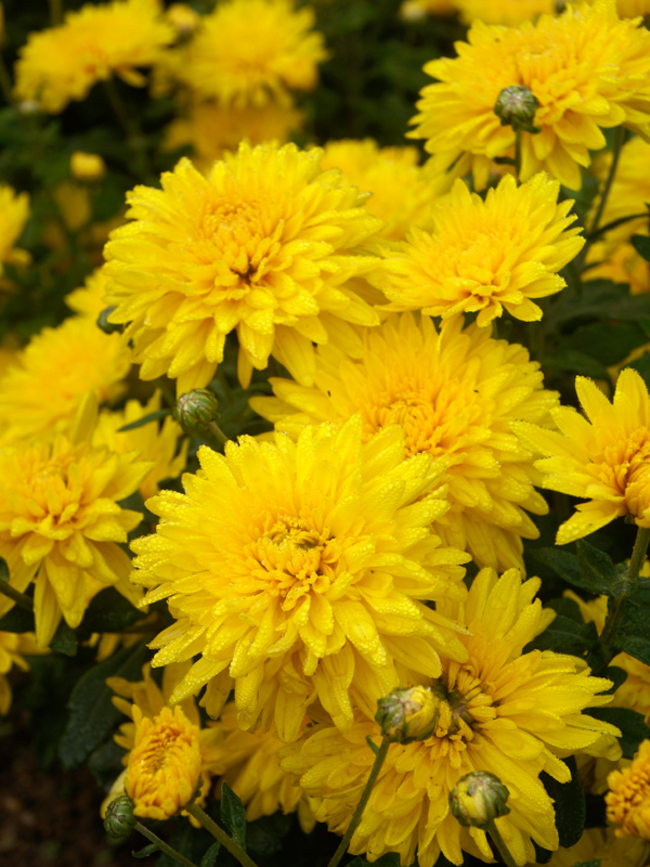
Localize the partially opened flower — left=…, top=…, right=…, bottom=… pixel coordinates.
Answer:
left=514, top=367, right=650, bottom=544
left=131, top=416, right=470, bottom=742
left=606, top=740, right=650, bottom=840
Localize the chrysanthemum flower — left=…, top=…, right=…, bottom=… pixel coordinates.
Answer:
left=607, top=740, right=650, bottom=840
left=283, top=567, right=620, bottom=867
left=104, top=143, right=383, bottom=394
left=514, top=367, right=650, bottom=544
left=543, top=825, right=650, bottom=867
left=0, top=316, right=131, bottom=444
left=377, top=173, right=583, bottom=325
left=611, top=0, right=650, bottom=15
left=0, top=631, right=44, bottom=715
left=0, top=185, right=30, bottom=278
left=14, top=0, right=174, bottom=113
left=411, top=0, right=650, bottom=190
left=168, top=0, right=328, bottom=107
left=65, top=269, right=111, bottom=320
left=400, top=0, right=457, bottom=19
left=251, top=313, right=557, bottom=570
left=131, top=416, right=470, bottom=742
left=455, top=0, right=555, bottom=24
left=0, top=400, right=150, bottom=646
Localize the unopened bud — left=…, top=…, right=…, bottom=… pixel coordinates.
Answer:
left=375, top=685, right=438, bottom=744
left=494, top=85, right=540, bottom=134
left=449, top=771, right=510, bottom=829
left=71, top=151, right=106, bottom=182
left=174, top=388, right=221, bottom=437
left=96, top=306, right=121, bottom=334
left=103, top=794, right=137, bottom=839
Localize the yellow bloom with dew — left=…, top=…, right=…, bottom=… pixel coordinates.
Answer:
left=538, top=824, right=650, bottom=867
left=0, top=185, right=30, bottom=278
left=0, top=316, right=131, bottom=444
left=168, top=0, right=328, bottom=107
left=0, top=631, right=44, bottom=715
left=131, top=416, right=470, bottom=742
left=14, top=0, right=174, bottom=113
left=65, top=268, right=111, bottom=319
left=378, top=173, right=583, bottom=326
left=514, top=367, right=650, bottom=544
left=282, top=567, right=621, bottom=867
left=606, top=739, right=650, bottom=840
left=454, top=0, right=555, bottom=24
left=252, top=313, right=558, bottom=571
left=320, top=139, right=451, bottom=243
left=411, top=0, right=650, bottom=190
left=104, top=142, right=383, bottom=394
left=0, top=398, right=151, bottom=646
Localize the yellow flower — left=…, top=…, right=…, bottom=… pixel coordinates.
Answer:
left=0, top=399, right=150, bottom=646
left=399, top=0, right=457, bottom=19
left=587, top=240, right=650, bottom=296
left=168, top=0, right=328, bottom=107
left=70, top=151, right=106, bottom=182
left=0, top=631, right=44, bottom=715
left=14, top=0, right=174, bottom=113
left=606, top=739, right=650, bottom=839
left=65, top=269, right=111, bottom=319
left=104, top=143, right=383, bottom=394
left=541, top=825, right=650, bottom=867
left=93, top=390, right=188, bottom=501
left=455, top=0, right=555, bottom=24
left=0, top=316, right=131, bottom=444
left=282, top=567, right=620, bottom=867
left=612, top=0, right=650, bottom=14
left=378, top=173, right=583, bottom=326
left=251, top=313, right=558, bottom=570
left=165, top=2, right=200, bottom=36
left=411, top=0, right=650, bottom=190
left=320, top=139, right=451, bottom=243
left=0, top=185, right=30, bottom=278
left=132, top=416, right=470, bottom=742
left=514, top=368, right=650, bottom=544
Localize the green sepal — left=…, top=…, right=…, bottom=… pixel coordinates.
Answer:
left=220, top=780, right=247, bottom=849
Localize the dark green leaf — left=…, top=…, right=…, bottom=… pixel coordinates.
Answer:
left=564, top=322, right=649, bottom=367
left=542, top=351, right=608, bottom=379
left=373, top=855, right=401, bottom=867
left=588, top=707, right=650, bottom=758
left=200, top=842, right=220, bottom=867
left=118, top=409, right=171, bottom=432
left=553, top=280, right=650, bottom=324
left=602, top=665, right=628, bottom=695
left=81, top=586, right=146, bottom=634
left=133, top=844, right=160, bottom=858
left=525, top=614, right=597, bottom=656
left=0, top=558, right=8, bottom=582
left=530, top=548, right=586, bottom=591
left=612, top=633, right=650, bottom=666
left=58, top=640, right=148, bottom=769
left=49, top=620, right=78, bottom=656
left=575, top=540, right=617, bottom=595
left=0, top=605, right=35, bottom=632
left=246, top=814, right=292, bottom=857
left=573, top=861, right=601, bottom=867
left=220, top=781, right=247, bottom=849
left=627, top=353, right=650, bottom=390
left=613, top=589, right=650, bottom=665
left=540, top=756, right=584, bottom=848
left=631, top=233, right=650, bottom=262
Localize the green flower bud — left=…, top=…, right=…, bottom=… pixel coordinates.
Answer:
left=103, top=794, right=137, bottom=839
left=494, top=85, right=540, bottom=134
left=449, top=771, right=510, bottom=829
left=375, top=685, right=438, bottom=744
left=96, top=306, right=122, bottom=335
left=174, top=388, right=221, bottom=437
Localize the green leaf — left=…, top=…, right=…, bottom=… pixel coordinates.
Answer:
left=118, top=409, right=171, bottom=432
left=631, top=233, right=650, bottom=262
left=588, top=707, right=650, bottom=758
left=58, top=639, right=148, bottom=769
left=246, top=814, right=292, bottom=857
left=575, top=540, right=617, bottom=595
left=81, top=586, right=146, bottom=634
left=573, top=861, right=601, bottom=867
left=200, top=843, right=220, bottom=867
left=133, top=844, right=160, bottom=858
left=49, top=619, right=78, bottom=656
left=612, top=586, right=650, bottom=665
left=627, top=353, right=650, bottom=390
left=220, top=781, right=247, bottom=849
left=525, top=614, right=597, bottom=656
left=542, top=350, right=608, bottom=379
left=530, top=548, right=587, bottom=591
left=564, top=322, right=649, bottom=367
left=540, top=756, right=584, bottom=848
left=553, top=279, right=650, bottom=324
left=0, top=605, right=35, bottom=632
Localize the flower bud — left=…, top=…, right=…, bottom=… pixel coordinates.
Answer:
left=494, top=85, right=540, bottom=134
left=174, top=388, right=221, bottom=437
left=70, top=151, right=106, bottom=182
left=375, top=685, right=438, bottom=744
left=96, top=306, right=122, bottom=335
left=103, top=794, right=137, bottom=839
left=449, top=771, right=510, bottom=829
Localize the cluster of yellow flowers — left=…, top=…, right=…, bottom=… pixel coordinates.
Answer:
left=3, top=0, right=650, bottom=866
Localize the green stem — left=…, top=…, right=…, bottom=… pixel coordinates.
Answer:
left=487, top=819, right=518, bottom=867
left=134, top=822, right=198, bottom=867
left=0, top=580, right=34, bottom=611
left=600, top=526, right=650, bottom=649
left=207, top=420, right=229, bottom=446
left=327, top=737, right=391, bottom=867
left=185, top=804, right=258, bottom=867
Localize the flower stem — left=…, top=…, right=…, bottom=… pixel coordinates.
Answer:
left=327, top=736, right=391, bottom=867
left=134, top=822, right=198, bottom=867
left=0, top=580, right=34, bottom=611
left=207, top=420, right=229, bottom=446
left=184, top=804, right=258, bottom=867
left=487, top=819, right=518, bottom=867
left=600, top=526, right=650, bottom=650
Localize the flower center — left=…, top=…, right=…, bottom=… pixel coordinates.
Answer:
left=595, top=427, right=650, bottom=516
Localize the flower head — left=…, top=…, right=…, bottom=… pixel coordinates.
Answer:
left=607, top=739, right=650, bottom=840
left=448, top=771, right=510, bottom=829
left=131, top=416, right=470, bottom=742
left=375, top=684, right=439, bottom=743
left=282, top=568, right=621, bottom=867
left=65, top=269, right=111, bottom=319
left=514, top=367, right=650, bottom=543
left=104, top=143, right=382, bottom=393
left=411, top=1, right=650, bottom=190
left=455, top=0, right=555, bottom=24
left=0, top=185, right=30, bottom=277
left=250, top=313, right=558, bottom=570
left=14, top=0, right=174, bottom=113
left=378, top=173, right=583, bottom=325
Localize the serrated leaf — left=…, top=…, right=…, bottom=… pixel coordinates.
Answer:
left=612, top=633, right=650, bottom=666
left=575, top=540, right=617, bottom=594
left=631, top=233, right=650, bottom=262
left=118, top=409, right=171, bottom=432
left=525, top=614, right=597, bottom=656
left=49, top=619, right=78, bottom=656
left=542, top=350, right=608, bottom=379
left=200, top=842, right=220, bottom=867
left=530, top=548, right=585, bottom=590
left=220, top=781, right=247, bottom=849
left=81, top=586, right=146, bottom=634
left=588, top=707, right=650, bottom=758
left=612, top=589, right=650, bottom=665
left=541, top=756, right=584, bottom=848
left=554, top=280, right=650, bottom=324
left=565, top=322, right=649, bottom=367
left=58, top=640, right=148, bottom=769
left=133, top=844, right=160, bottom=858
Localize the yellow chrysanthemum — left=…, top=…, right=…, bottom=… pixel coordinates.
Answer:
left=410, top=0, right=650, bottom=190
left=251, top=313, right=557, bottom=570
left=400, top=0, right=457, bottom=19
left=164, top=99, right=303, bottom=174
left=0, top=316, right=131, bottom=444
left=0, top=631, right=44, bottom=715
left=320, top=140, right=451, bottom=244
left=455, top=0, right=555, bottom=24
left=14, top=0, right=174, bottom=113
left=587, top=240, right=650, bottom=296
left=514, top=367, right=650, bottom=544
left=168, top=0, right=328, bottom=107
left=131, top=416, right=470, bottom=742
left=606, top=739, right=650, bottom=840
left=104, top=142, right=383, bottom=394
left=0, top=185, right=30, bottom=278
left=539, top=825, right=650, bottom=867
left=65, top=269, right=111, bottom=319
left=0, top=401, right=150, bottom=646
left=377, top=173, right=583, bottom=326
left=282, top=567, right=621, bottom=867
